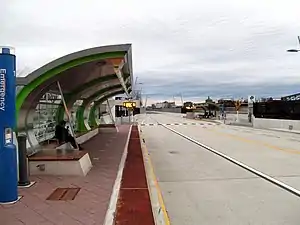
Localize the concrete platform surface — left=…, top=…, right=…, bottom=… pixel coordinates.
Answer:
left=0, top=125, right=130, bottom=225
left=138, top=112, right=300, bottom=225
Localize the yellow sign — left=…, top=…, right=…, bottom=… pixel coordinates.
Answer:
left=123, top=101, right=136, bottom=108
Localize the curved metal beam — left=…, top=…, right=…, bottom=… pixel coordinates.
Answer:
left=15, top=44, right=133, bottom=154
left=81, top=87, right=124, bottom=131
left=86, top=88, right=124, bottom=129
left=56, top=76, right=131, bottom=123
left=94, top=90, right=126, bottom=124
left=16, top=44, right=133, bottom=125
left=16, top=51, right=128, bottom=117
left=81, top=83, right=130, bottom=131
left=76, top=84, right=129, bottom=132
left=115, top=67, right=130, bottom=97
left=55, top=74, right=120, bottom=123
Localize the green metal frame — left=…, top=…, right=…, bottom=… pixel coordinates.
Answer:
left=95, top=90, right=126, bottom=124
left=88, top=104, right=97, bottom=128
left=92, top=85, right=132, bottom=110
left=76, top=105, right=86, bottom=132
left=76, top=84, right=123, bottom=132
left=90, top=86, right=132, bottom=127
left=77, top=82, right=131, bottom=132
left=16, top=51, right=127, bottom=120
left=54, top=74, right=120, bottom=123
left=56, top=76, right=131, bottom=132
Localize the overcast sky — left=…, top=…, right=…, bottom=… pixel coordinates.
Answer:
left=1, top=0, right=300, bottom=104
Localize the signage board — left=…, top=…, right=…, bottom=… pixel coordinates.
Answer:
left=0, top=69, right=6, bottom=111
left=123, top=101, right=136, bottom=108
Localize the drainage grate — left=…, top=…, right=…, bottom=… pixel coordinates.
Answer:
left=47, top=188, right=80, bottom=201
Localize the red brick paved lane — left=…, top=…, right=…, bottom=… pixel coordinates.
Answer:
left=114, top=126, right=155, bottom=225
left=0, top=125, right=130, bottom=225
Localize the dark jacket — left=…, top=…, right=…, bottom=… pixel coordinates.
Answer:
left=55, top=125, right=69, bottom=142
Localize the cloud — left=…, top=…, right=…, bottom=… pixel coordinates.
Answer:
left=1, top=0, right=300, bottom=103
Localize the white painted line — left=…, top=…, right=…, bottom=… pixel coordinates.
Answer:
left=103, top=125, right=132, bottom=225
left=18, top=181, right=36, bottom=188
left=162, top=124, right=300, bottom=198
left=0, top=196, right=23, bottom=205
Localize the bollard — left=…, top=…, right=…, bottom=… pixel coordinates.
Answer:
left=17, top=135, right=30, bottom=186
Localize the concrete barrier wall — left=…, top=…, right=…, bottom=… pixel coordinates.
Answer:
left=148, top=108, right=182, bottom=113
left=223, top=114, right=249, bottom=123
left=224, top=107, right=248, bottom=114
left=253, top=117, right=300, bottom=131
left=149, top=107, right=248, bottom=114
left=186, top=112, right=195, bottom=119
left=140, top=107, right=146, bottom=114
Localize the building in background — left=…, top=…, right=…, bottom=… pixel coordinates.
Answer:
left=155, top=101, right=176, bottom=109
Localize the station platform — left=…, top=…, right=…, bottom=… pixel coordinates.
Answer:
left=0, top=125, right=155, bottom=225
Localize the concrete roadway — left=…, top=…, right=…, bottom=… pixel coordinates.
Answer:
left=136, top=112, right=300, bottom=225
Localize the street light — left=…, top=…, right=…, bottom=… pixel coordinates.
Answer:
left=133, top=76, right=143, bottom=99
left=287, top=36, right=300, bottom=52
left=135, top=82, right=143, bottom=97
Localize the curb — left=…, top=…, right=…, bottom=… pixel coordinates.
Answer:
left=269, top=128, right=300, bottom=135
left=138, top=126, right=170, bottom=225
left=103, top=125, right=132, bottom=225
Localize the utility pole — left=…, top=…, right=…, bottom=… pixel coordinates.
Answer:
left=145, top=95, right=148, bottom=107
left=180, top=93, right=184, bottom=106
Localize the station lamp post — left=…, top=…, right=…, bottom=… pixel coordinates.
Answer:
left=135, top=81, right=143, bottom=107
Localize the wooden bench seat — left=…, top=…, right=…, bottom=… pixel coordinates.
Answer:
left=28, top=149, right=87, bottom=161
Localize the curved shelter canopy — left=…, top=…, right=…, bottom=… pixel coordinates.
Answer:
left=16, top=44, right=133, bottom=133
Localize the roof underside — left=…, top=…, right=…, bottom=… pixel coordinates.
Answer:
left=16, top=44, right=133, bottom=121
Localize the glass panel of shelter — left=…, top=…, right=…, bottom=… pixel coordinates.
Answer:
left=33, top=92, right=60, bottom=143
